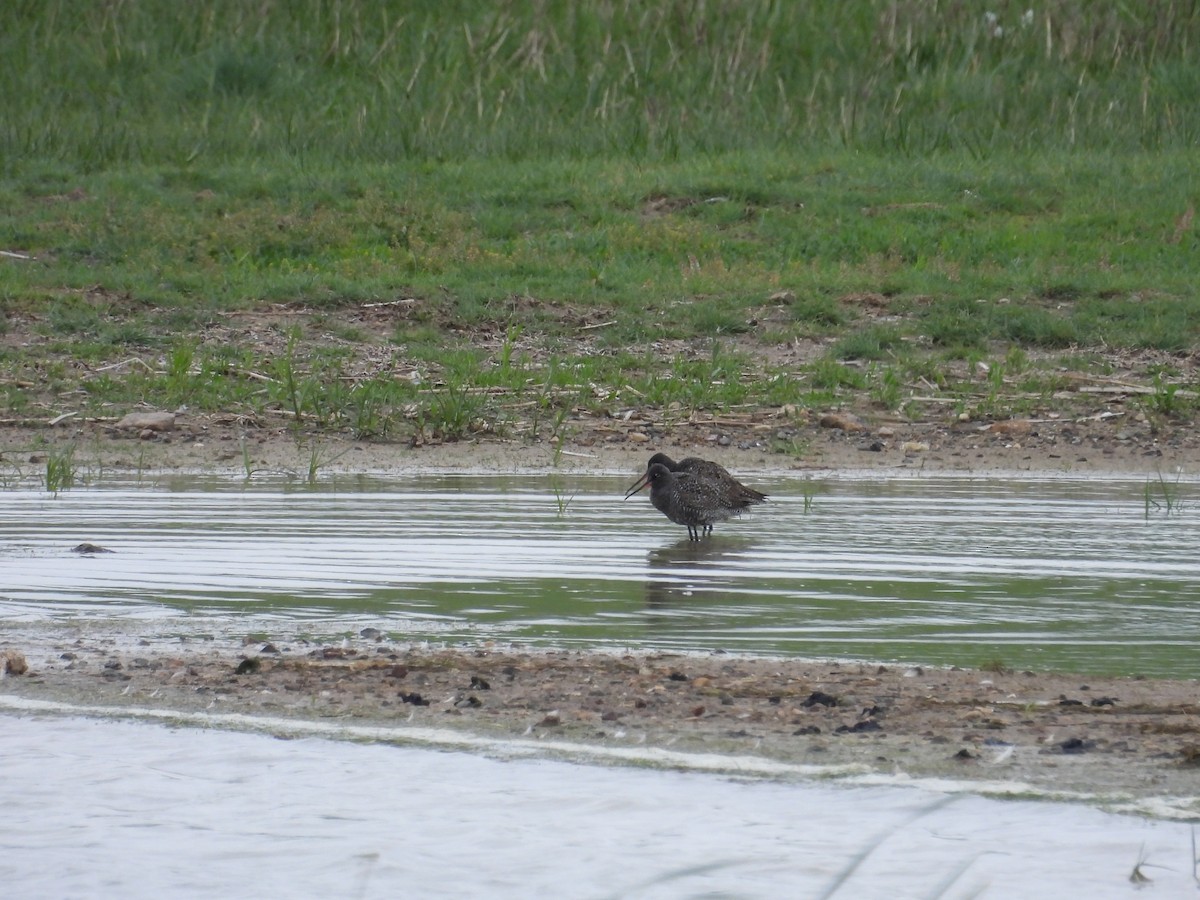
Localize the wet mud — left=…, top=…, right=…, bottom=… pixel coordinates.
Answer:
left=5, top=631, right=1199, bottom=809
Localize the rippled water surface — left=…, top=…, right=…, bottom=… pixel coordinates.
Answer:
left=5, top=472, right=1200, bottom=676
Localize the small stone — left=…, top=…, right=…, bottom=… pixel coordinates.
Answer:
left=72, top=543, right=113, bottom=554
left=4, top=650, right=29, bottom=676
left=802, top=691, right=839, bottom=708
left=1057, top=737, right=1095, bottom=754
left=116, top=411, right=176, bottom=433
left=985, top=419, right=1033, bottom=435
left=819, top=412, right=867, bottom=432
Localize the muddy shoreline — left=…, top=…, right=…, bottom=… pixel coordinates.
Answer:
left=3, top=624, right=1199, bottom=813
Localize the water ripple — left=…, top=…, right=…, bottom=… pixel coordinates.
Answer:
left=3, top=473, right=1199, bottom=675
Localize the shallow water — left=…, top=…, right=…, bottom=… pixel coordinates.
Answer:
left=2, top=712, right=1196, bottom=899
left=4, top=472, right=1200, bottom=676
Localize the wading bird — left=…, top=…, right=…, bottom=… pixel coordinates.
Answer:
left=637, top=452, right=767, bottom=508
left=624, top=458, right=765, bottom=540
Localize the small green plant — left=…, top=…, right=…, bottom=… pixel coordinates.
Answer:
left=833, top=325, right=902, bottom=361
left=1127, top=842, right=1170, bottom=885
left=424, top=385, right=489, bottom=441
left=549, top=475, right=576, bottom=517
left=548, top=407, right=572, bottom=465
left=45, top=443, right=76, bottom=495
left=165, top=342, right=196, bottom=405
left=239, top=438, right=259, bottom=480
left=980, top=658, right=1011, bottom=675
left=1146, top=372, right=1184, bottom=417
left=1144, top=471, right=1186, bottom=519
left=769, top=435, right=809, bottom=458
left=303, top=442, right=351, bottom=484
left=271, top=329, right=310, bottom=432
left=346, top=378, right=405, bottom=439
left=870, top=365, right=903, bottom=410
left=801, top=478, right=816, bottom=513
left=498, top=324, right=523, bottom=373
left=808, top=357, right=867, bottom=391
left=1004, top=345, right=1029, bottom=374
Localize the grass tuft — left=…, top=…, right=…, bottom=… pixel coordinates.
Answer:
left=45, top=443, right=77, bottom=495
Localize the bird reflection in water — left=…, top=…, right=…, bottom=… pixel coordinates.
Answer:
left=643, top=536, right=750, bottom=608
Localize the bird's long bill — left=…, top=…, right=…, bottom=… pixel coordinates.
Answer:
left=623, top=472, right=651, bottom=500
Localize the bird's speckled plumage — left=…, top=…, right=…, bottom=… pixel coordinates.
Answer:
left=624, top=459, right=763, bottom=540
left=643, top=452, right=767, bottom=508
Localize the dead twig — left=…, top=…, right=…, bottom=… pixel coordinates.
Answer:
left=92, top=357, right=156, bottom=374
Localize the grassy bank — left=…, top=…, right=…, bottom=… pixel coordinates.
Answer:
left=5, top=1, right=1200, bottom=165
left=1, top=2, right=1198, bottom=448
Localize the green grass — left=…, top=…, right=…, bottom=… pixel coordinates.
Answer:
left=2, top=3, right=1199, bottom=445
left=4, top=2, right=1200, bottom=167
left=45, top=443, right=77, bottom=495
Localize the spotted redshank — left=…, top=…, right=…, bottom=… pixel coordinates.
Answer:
left=624, top=461, right=759, bottom=540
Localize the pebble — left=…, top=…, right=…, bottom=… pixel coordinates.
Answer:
left=818, top=412, right=867, bottom=432
left=115, top=411, right=176, bottom=433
